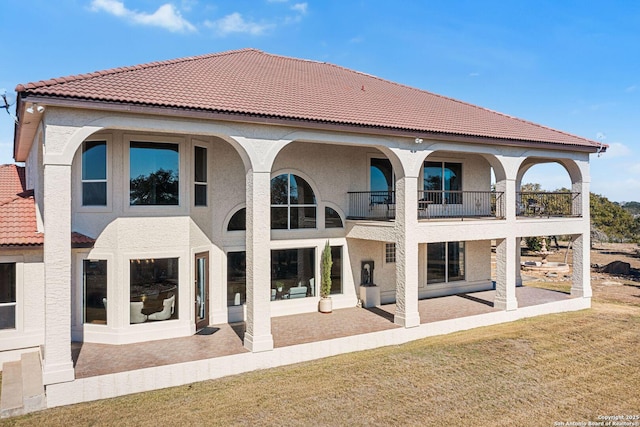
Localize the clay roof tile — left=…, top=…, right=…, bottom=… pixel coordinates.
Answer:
left=15, top=48, right=600, bottom=149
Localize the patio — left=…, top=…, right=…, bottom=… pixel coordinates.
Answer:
left=71, top=286, right=572, bottom=379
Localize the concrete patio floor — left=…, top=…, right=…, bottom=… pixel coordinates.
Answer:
left=71, top=285, right=571, bottom=379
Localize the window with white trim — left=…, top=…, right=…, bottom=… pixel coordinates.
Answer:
left=427, top=242, right=465, bottom=284
left=271, top=173, right=316, bottom=229
left=385, top=243, right=396, bottom=263
left=194, top=146, right=207, bottom=206
left=130, top=141, right=179, bottom=205
left=423, top=161, right=462, bottom=204
left=82, top=141, right=107, bottom=206
left=0, top=263, right=16, bottom=329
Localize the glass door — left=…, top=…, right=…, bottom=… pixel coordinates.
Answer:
left=194, top=252, right=209, bottom=330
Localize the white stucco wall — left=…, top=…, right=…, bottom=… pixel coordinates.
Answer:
left=4, top=106, right=591, bottom=354
left=0, top=249, right=45, bottom=367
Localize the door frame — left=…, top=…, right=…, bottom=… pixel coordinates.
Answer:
left=194, top=251, right=209, bottom=330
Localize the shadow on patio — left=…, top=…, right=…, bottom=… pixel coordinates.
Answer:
left=71, top=286, right=571, bottom=379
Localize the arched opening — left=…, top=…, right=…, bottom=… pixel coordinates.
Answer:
left=516, top=158, right=582, bottom=217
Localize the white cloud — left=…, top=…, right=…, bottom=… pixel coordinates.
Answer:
left=625, top=84, right=637, bottom=93
left=349, top=36, right=364, bottom=44
left=600, top=142, right=632, bottom=159
left=90, top=0, right=196, bottom=33
left=469, top=72, right=480, bottom=77
left=291, top=3, right=308, bottom=14
left=205, top=13, right=273, bottom=36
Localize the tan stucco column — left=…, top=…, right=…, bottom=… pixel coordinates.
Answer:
left=495, top=237, right=518, bottom=311
left=394, top=175, right=421, bottom=327
left=571, top=234, right=592, bottom=298
left=42, top=163, right=75, bottom=385
left=243, top=169, right=274, bottom=352
left=503, top=178, right=516, bottom=221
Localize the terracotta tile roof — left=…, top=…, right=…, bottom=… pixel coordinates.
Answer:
left=16, top=49, right=599, bottom=149
left=0, top=165, right=43, bottom=246
left=0, top=164, right=94, bottom=247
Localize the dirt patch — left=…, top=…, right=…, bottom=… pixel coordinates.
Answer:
left=499, top=242, right=640, bottom=306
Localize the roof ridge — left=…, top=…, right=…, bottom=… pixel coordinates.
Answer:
left=16, top=48, right=262, bottom=92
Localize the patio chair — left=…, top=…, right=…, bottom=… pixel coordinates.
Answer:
left=148, top=295, right=175, bottom=321
left=130, top=301, right=148, bottom=324
left=527, top=198, right=545, bottom=215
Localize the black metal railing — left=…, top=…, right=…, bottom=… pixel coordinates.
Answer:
left=347, top=190, right=504, bottom=220
left=347, top=191, right=396, bottom=220
left=418, top=190, right=504, bottom=220
left=516, top=192, right=581, bottom=217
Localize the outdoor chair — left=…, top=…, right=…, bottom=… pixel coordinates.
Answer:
left=527, top=198, right=545, bottom=215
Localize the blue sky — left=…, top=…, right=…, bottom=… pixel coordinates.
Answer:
left=1, top=0, right=638, bottom=201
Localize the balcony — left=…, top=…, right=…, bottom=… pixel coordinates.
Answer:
left=516, top=192, right=582, bottom=218
left=347, top=191, right=505, bottom=221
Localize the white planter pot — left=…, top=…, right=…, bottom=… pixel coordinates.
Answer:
left=318, top=297, right=332, bottom=313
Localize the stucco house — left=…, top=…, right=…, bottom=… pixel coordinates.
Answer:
left=0, top=48, right=603, bottom=411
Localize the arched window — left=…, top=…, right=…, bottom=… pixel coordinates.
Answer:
left=271, top=174, right=316, bottom=229
left=227, top=208, right=246, bottom=231
left=325, top=206, right=343, bottom=228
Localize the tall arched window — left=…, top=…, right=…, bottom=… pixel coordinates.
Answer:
left=271, top=174, right=316, bottom=229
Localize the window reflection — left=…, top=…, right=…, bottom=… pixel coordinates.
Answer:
left=270, top=174, right=316, bottom=229
left=227, top=252, right=246, bottom=306
left=82, top=141, right=107, bottom=206
left=130, top=142, right=179, bottom=205
left=129, top=258, right=178, bottom=323
left=84, top=260, right=107, bottom=325
left=271, top=248, right=315, bottom=299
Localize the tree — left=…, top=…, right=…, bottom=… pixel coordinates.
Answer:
left=520, top=183, right=542, bottom=192
left=590, top=193, right=638, bottom=243
left=130, top=169, right=179, bottom=205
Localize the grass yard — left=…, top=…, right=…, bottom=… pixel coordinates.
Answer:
left=3, top=301, right=639, bottom=426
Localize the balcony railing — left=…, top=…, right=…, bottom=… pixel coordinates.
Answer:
left=516, top=192, right=582, bottom=217
left=348, top=191, right=396, bottom=220
left=347, top=190, right=504, bottom=220
left=418, top=190, right=504, bottom=220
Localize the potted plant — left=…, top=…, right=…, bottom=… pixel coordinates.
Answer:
left=319, top=241, right=333, bottom=313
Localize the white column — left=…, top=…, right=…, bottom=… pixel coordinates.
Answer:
left=495, top=237, right=518, bottom=311
left=243, top=170, right=274, bottom=352
left=571, top=234, right=592, bottom=298
left=504, top=178, right=516, bottom=221
left=42, top=164, right=75, bottom=385
left=394, top=175, right=420, bottom=328
left=515, top=237, right=523, bottom=287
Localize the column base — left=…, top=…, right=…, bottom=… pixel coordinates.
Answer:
left=494, top=297, right=518, bottom=311
left=394, top=312, right=421, bottom=328
left=243, top=333, right=274, bottom=353
left=43, top=361, right=75, bottom=385
left=570, top=287, right=592, bottom=298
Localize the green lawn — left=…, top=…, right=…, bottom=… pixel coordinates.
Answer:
left=4, top=299, right=639, bottom=427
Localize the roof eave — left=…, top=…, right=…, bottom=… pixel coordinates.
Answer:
left=14, top=94, right=44, bottom=162
left=16, top=94, right=604, bottom=154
